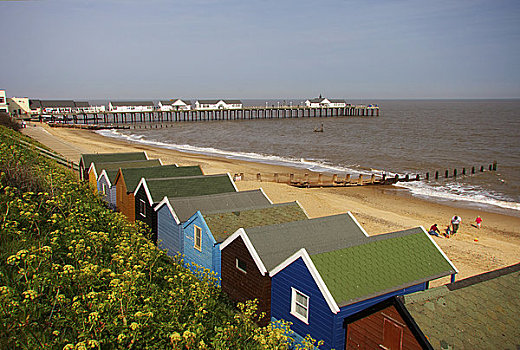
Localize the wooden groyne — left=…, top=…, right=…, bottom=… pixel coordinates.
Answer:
left=235, top=162, right=498, bottom=188
left=36, top=105, right=379, bottom=125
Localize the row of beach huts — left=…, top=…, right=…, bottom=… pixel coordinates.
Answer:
left=81, top=151, right=519, bottom=349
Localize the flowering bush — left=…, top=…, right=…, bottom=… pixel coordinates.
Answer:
left=0, top=126, right=321, bottom=349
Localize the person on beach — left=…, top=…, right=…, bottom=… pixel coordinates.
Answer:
left=451, top=215, right=461, bottom=234
left=444, top=225, right=452, bottom=238
left=475, top=216, right=482, bottom=229
left=428, top=224, right=441, bottom=237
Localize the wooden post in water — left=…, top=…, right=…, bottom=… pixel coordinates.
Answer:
left=332, top=174, right=338, bottom=183
left=371, top=174, right=376, bottom=184
left=453, top=169, right=457, bottom=177
left=346, top=174, right=351, bottom=183
left=405, top=174, right=409, bottom=181
left=358, top=175, right=363, bottom=184
left=472, top=166, right=475, bottom=174
left=462, top=168, right=466, bottom=175
left=257, top=173, right=261, bottom=181
left=492, top=161, right=497, bottom=171
left=435, top=171, right=439, bottom=179
left=426, top=172, right=429, bottom=180
left=480, top=166, right=484, bottom=172
left=445, top=170, right=449, bottom=178
left=415, top=174, right=420, bottom=181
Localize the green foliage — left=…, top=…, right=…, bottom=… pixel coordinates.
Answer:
left=0, top=126, right=322, bottom=349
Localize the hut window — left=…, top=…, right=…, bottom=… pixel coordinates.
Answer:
left=139, top=199, right=146, bottom=217
left=236, top=258, right=247, bottom=273
left=291, top=288, right=309, bottom=324
left=194, top=226, right=202, bottom=251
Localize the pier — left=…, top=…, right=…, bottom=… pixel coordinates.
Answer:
left=37, top=105, right=379, bottom=125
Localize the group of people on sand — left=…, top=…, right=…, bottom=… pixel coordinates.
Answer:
left=428, top=215, right=482, bottom=238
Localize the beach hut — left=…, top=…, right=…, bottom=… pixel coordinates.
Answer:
left=181, top=201, right=308, bottom=286
left=134, top=174, right=237, bottom=243
left=219, top=213, right=369, bottom=326
left=96, top=159, right=162, bottom=209
left=88, top=159, right=162, bottom=194
left=114, top=165, right=203, bottom=222
left=79, top=152, right=148, bottom=181
left=398, top=262, right=520, bottom=350
left=154, top=189, right=273, bottom=258
left=267, top=227, right=457, bottom=349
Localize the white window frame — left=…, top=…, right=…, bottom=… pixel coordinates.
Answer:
left=139, top=199, right=146, bottom=217
left=236, top=258, right=247, bottom=273
left=194, top=225, right=202, bottom=251
left=290, top=287, right=309, bottom=324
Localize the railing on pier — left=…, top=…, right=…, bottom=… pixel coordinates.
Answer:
left=36, top=105, right=380, bottom=126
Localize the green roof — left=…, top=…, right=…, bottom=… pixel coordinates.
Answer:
left=310, top=228, right=456, bottom=307
left=245, top=213, right=368, bottom=272
left=203, top=202, right=308, bottom=243
left=145, top=174, right=236, bottom=203
left=120, top=165, right=203, bottom=192
left=94, top=159, right=161, bottom=180
left=168, top=189, right=272, bottom=222
left=80, top=152, right=147, bottom=168
left=402, top=263, right=520, bottom=349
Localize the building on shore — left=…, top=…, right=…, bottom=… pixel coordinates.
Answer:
left=40, top=100, right=77, bottom=114
left=158, top=99, right=192, bottom=111
left=108, top=101, right=154, bottom=113
left=0, top=90, right=8, bottom=113
left=194, top=99, right=243, bottom=110
left=7, top=97, right=31, bottom=116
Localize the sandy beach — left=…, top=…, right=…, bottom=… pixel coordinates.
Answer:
left=23, top=122, right=520, bottom=285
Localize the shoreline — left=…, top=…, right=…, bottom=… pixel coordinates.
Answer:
left=22, top=122, right=520, bottom=285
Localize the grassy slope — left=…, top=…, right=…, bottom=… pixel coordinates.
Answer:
left=0, top=126, right=307, bottom=349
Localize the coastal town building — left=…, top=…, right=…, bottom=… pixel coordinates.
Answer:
left=194, top=100, right=243, bottom=110
left=0, top=90, right=9, bottom=113
left=7, top=97, right=31, bottom=116
left=74, top=101, right=106, bottom=113
left=29, top=99, right=43, bottom=114
left=40, top=100, right=77, bottom=114
left=108, top=101, right=154, bottom=112
left=114, top=165, right=202, bottom=222
left=305, top=97, right=348, bottom=108
left=158, top=99, right=192, bottom=111
left=134, top=174, right=237, bottom=242
left=155, top=189, right=272, bottom=258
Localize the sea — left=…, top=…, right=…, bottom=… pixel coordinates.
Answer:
left=96, top=99, right=520, bottom=216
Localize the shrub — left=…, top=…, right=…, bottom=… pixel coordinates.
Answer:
left=0, top=111, right=21, bottom=131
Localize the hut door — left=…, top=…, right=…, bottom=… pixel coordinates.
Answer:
left=382, top=317, right=403, bottom=350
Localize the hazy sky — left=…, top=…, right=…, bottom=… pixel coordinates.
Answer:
left=1, top=0, right=519, bottom=99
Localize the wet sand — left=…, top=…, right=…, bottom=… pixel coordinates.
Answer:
left=22, top=123, right=520, bottom=285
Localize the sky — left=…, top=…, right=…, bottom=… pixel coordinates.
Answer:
left=1, top=0, right=519, bottom=100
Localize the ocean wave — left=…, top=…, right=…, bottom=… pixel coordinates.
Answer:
left=395, top=181, right=520, bottom=211
left=96, top=129, right=376, bottom=176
